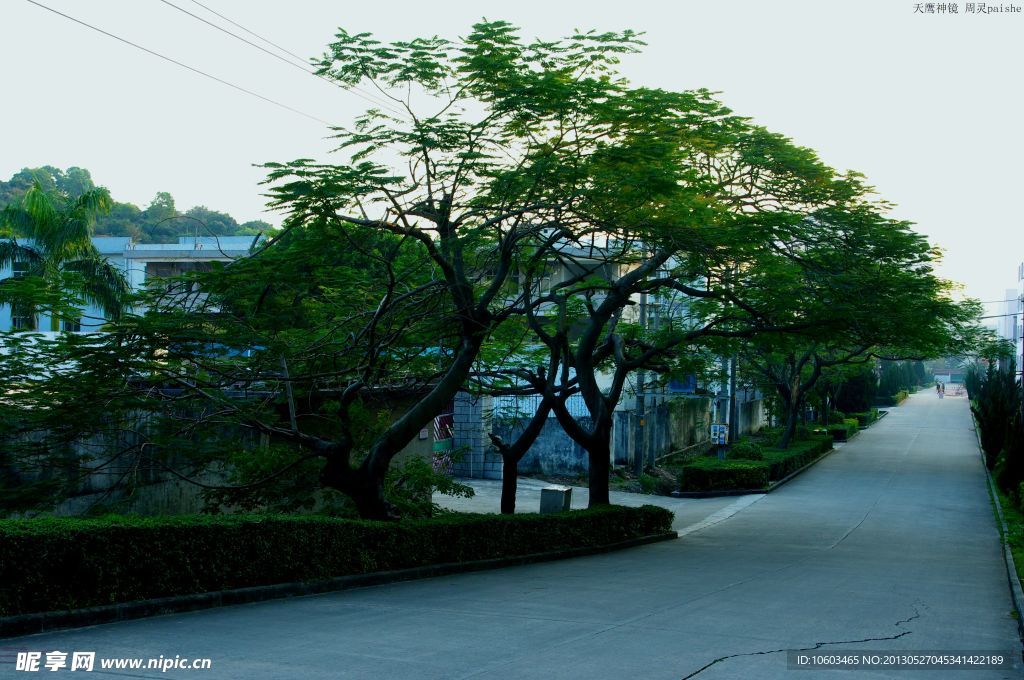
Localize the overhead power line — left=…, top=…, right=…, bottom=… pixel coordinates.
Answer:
left=169, top=0, right=408, bottom=117
left=24, top=0, right=331, bottom=125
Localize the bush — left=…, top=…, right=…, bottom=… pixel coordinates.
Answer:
left=0, top=506, right=673, bottom=616
left=680, top=436, right=833, bottom=492
left=995, top=412, right=1024, bottom=498
left=679, top=459, right=769, bottom=492
left=728, top=440, right=765, bottom=461
left=828, top=418, right=859, bottom=442
left=764, top=437, right=833, bottom=479
left=874, top=390, right=909, bottom=407
left=972, top=362, right=1021, bottom=470
left=850, top=409, right=879, bottom=427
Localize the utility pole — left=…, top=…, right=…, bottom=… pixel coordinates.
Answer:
left=634, top=291, right=648, bottom=476
left=728, top=355, right=738, bottom=443
left=647, top=295, right=660, bottom=470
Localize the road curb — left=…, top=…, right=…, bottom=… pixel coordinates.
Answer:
left=0, top=531, right=677, bottom=639
left=970, top=411, right=1024, bottom=645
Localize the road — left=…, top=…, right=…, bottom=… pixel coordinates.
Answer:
left=2, top=389, right=1021, bottom=678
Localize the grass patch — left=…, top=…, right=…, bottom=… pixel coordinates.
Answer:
left=990, top=484, right=1024, bottom=588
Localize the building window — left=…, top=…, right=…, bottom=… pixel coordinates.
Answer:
left=11, top=261, right=29, bottom=278
left=12, top=311, right=36, bottom=331
left=62, top=317, right=82, bottom=333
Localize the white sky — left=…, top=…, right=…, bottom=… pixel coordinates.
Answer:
left=2, top=0, right=1021, bottom=312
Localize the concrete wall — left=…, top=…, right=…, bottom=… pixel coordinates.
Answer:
left=614, top=396, right=713, bottom=467
left=6, top=396, right=439, bottom=516
left=450, top=393, right=502, bottom=479
left=737, top=399, right=766, bottom=436
left=493, top=416, right=591, bottom=477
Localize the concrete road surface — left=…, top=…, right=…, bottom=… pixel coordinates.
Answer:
left=2, top=389, right=1020, bottom=679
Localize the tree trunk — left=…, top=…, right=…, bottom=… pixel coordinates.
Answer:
left=321, top=456, right=396, bottom=520
left=348, top=481, right=395, bottom=520
left=488, top=394, right=554, bottom=514
left=778, top=400, right=799, bottom=449
left=500, top=456, right=519, bottom=514
left=587, top=429, right=612, bottom=507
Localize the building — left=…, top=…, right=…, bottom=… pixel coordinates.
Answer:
left=1005, top=264, right=1024, bottom=374
left=1, top=235, right=258, bottom=333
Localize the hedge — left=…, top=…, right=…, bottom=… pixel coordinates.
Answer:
left=828, top=418, right=860, bottom=442
left=680, top=436, right=833, bottom=492
left=0, top=505, right=672, bottom=617
left=850, top=408, right=879, bottom=427
left=875, top=390, right=909, bottom=407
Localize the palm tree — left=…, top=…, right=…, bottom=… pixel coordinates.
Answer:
left=1, top=182, right=129, bottom=331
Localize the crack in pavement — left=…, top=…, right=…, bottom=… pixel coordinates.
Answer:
left=678, top=629, right=913, bottom=679
left=679, top=603, right=922, bottom=679
left=894, top=604, right=923, bottom=628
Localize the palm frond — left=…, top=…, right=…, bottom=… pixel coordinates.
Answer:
left=63, top=254, right=131, bottom=320
left=0, top=240, right=44, bottom=272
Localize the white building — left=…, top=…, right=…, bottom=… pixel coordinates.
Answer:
left=0, top=235, right=258, bottom=333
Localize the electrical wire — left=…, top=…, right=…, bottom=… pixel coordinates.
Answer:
left=159, top=0, right=407, bottom=117
left=24, top=0, right=332, bottom=126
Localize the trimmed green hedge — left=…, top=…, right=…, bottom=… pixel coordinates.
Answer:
left=680, top=436, right=833, bottom=492
left=828, top=418, right=859, bottom=442
left=875, top=390, right=909, bottom=407
left=850, top=408, right=879, bottom=427
left=679, top=459, right=770, bottom=491
left=0, top=506, right=672, bottom=617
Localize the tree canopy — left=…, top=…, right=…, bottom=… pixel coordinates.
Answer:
left=0, top=166, right=272, bottom=243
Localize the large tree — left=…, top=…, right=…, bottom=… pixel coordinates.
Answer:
left=5, top=22, right=734, bottom=519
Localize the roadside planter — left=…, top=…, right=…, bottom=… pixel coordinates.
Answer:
left=678, top=435, right=834, bottom=494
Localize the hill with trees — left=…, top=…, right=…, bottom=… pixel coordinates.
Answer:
left=0, top=166, right=273, bottom=243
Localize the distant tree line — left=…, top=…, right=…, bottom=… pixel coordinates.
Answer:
left=0, top=166, right=272, bottom=243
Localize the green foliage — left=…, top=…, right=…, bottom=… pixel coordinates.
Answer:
left=679, top=460, right=768, bottom=492
left=849, top=409, right=879, bottom=427
left=874, top=389, right=909, bottom=407
left=878, top=360, right=917, bottom=398
left=971, top=361, right=1020, bottom=470
left=0, top=166, right=269, bottom=243
left=828, top=418, right=859, bottom=441
left=680, top=436, right=832, bottom=491
left=827, top=410, right=846, bottom=425
left=833, top=365, right=878, bottom=413
left=638, top=473, right=658, bottom=494
left=995, top=407, right=1024, bottom=498
left=0, top=505, right=672, bottom=616
left=385, top=455, right=474, bottom=519
left=1, top=181, right=129, bottom=323
left=728, top=439, right=764, bottom=461
left=964, top=363, right=983, bottom=399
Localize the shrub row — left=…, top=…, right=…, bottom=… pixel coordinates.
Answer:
left=849, top=408, right=879, bottom=427
left=874, top=390, right=909, bottom=407
left=680, top=436, right=833, bottom=492
left=0, top=505, right=673, bottom=617
left=828, top=418, right=860, bottom=442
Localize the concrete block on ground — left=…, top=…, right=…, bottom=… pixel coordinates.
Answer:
left=540, top=486, right=572, bottom=513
